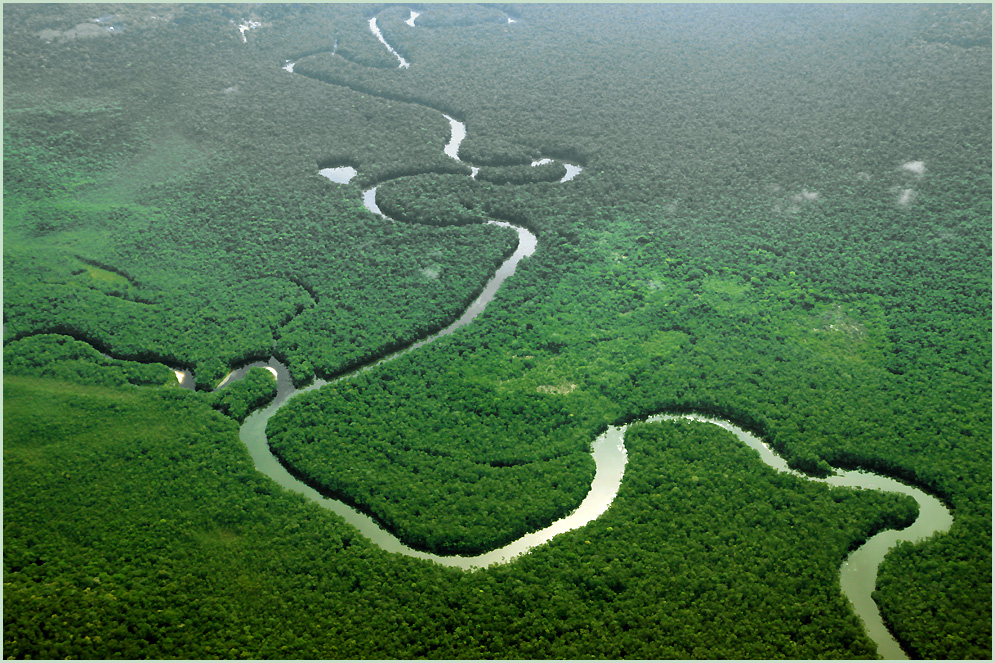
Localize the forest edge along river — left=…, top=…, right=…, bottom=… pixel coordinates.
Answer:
left=16, top=8, right=954, bottom=660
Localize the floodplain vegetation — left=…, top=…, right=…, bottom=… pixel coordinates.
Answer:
left=4, top=3, right=990, bottom=659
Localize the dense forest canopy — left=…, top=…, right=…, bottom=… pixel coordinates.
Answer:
left=3, top=3, right=990, bottom=659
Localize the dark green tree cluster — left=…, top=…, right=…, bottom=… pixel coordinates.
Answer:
left=208, top=367, right=278, bottom=423
left=267, top=348, right=597, bottom=555
left=3, top=333, right=175, bottom=388
left=375, top=173, right=488, bottom=226
left=270, top=221, right=518, bottom=385
left=3, top=334, right=280, bottom=425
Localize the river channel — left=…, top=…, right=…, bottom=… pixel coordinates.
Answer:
left=218, top=9, right=951, bottom=658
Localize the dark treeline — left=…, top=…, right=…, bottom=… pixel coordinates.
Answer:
left=3, top=334, right=175, bottom=388
left=475, top=161, right=567, bottom=186
left=3, top=2, right=990, bottom=659
left=3, top=334, right=279, bottom=424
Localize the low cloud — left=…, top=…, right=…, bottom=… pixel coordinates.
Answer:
left=897, top=188, right=917, bottom=206
left=790, top=189, right=820, bottom=202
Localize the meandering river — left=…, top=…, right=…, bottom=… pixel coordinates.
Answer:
left=0, top=7, right=960, bottom=659
left=107, top=9, right=954, bottom=658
